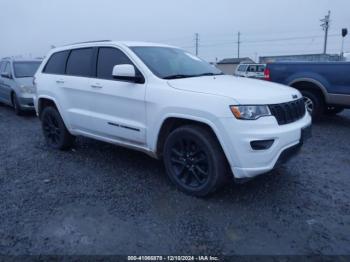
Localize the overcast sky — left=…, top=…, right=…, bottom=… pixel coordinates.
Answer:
left=0, top=0, right=349, bottom=61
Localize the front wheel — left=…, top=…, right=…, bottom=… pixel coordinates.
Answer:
left=41, top=107, right=75, bottom=150
left=12, top=93, right=24, bottom=116
left=163, top=125, right=228, bottom=197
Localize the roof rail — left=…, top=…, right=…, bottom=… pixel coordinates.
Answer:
left=65, top=40, right=112, bottom=46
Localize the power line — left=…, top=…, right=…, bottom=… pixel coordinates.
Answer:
left=184, top=34, right=339, bottom=49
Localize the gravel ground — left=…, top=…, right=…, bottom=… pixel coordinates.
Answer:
left=0, top=104, right=349, bottom=256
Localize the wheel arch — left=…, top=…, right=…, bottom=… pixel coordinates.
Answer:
left=10, top=90, right=17, bottom=105
left=37, top=96, right=58, bottom=117
left=155, top=116, right=230, bottom=163
left=288, top=78, right=328, bottom=103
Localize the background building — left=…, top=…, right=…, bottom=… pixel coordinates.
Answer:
left=216, top=57, right=254, bottom=75
left=259, top=53, right=342, bottom=63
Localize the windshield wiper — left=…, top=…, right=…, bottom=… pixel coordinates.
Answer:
left=163, top=74, right=196, bottom=80
left=194, top=72, right=224, bottom=77
left=163, top=73, right=224, bottom=80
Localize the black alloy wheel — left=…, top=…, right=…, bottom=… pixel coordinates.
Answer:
left=12, top=93, right=23, bottom=115
left=169, top=137, right=210, bottom=189
left=43, top=111, right=62, bottom=146
left=163, top=125, right=228, bottom=196
left=41, top=107, right=75, bottom=150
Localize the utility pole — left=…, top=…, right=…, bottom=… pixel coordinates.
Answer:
left=195, top=33, right=199, bottom=56
left=237, top=32, right=241, bottom=58
left=320, top=10, right=331, bottom=54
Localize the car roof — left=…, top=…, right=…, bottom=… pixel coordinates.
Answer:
left=53, top=40, right=178, bottom=52
left=1, top=58, right=42, bottom=63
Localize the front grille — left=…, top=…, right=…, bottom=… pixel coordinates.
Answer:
left=269, top=98, right=306, bottom=125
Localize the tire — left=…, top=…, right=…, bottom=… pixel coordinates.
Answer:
left=325, top=106, right=344, bottom=115
left=301, top=90, right=324, bottom=121
left=12, top=93, right=24, bottom=116
left=41, top=106, right=75, bottom=150
left=163, top=125, right=229, bottom=197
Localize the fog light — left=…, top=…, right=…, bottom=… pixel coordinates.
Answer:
left=250, top=140, right=274, bottom=150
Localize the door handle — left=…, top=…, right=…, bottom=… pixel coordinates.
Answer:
left=56, top=80, right=65, bottom=84
left=91, top=84, right=103, bottom=89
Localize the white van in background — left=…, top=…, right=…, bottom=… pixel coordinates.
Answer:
left=235, top=64, right=266, bottom=79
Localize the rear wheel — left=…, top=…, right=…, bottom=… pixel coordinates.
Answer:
left=12, top=93, right=24, bottom=116
left=301, top=90, right=324, bottom=121
left=41, top=107, right=75, bottom=150
left=325, top=106, right=344, bottom=115
left=163, top=125, right=228, bottom=197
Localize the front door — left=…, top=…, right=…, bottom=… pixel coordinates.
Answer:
left=88, top=47, right=147, bottom=145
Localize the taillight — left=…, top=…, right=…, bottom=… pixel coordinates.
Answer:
left=264, top=68, right=271, bottom=81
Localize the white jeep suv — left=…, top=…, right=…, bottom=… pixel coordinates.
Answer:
left=34, top=41, right=312, bottom=196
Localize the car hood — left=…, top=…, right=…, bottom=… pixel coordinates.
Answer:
left=15, top=77, right=34, bottom=87
left=167, top=75, right=301, bottom=104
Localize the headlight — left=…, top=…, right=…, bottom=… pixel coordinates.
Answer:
left=20, top=85, right=35, bottom=94
left=230, top=105, right=271, bottom=120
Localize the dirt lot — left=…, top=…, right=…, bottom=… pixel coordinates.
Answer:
left=0, top=104, right=349, bottom=255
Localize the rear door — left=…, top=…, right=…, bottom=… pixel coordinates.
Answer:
left=62, top=47, right=96, bottom=132
left=88, top=46, right=147, bottom=144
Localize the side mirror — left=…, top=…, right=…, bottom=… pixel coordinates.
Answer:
left=112, top=64, right=143, bottom=83
left=1, top=72, right=12, bottom=79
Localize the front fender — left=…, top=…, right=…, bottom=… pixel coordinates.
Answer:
left=149, top=112, right=231, bottom=163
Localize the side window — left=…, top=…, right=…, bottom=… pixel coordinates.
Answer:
left=44, top=51, right=69, bottom=75
left=4, top=62, right=11, bottom=74
left=97, top=47, right=132, bottom=80
left=257, top=65, right=265, bottom=72
left=66, top=48, right=93, bottom=77
left=248, top=65, right=256, bottom=72
left=0, top=62, right=4, bottom=73
left=240, top=65, right=248, bottom=72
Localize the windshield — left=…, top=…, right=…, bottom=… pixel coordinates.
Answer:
left=13, top=61, right=41, bottom=78
left=130, top=46, right=222, bottom=79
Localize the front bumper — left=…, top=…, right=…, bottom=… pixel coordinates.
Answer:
left=216, top=112, right=312, bottom=179
left=273, top=125, right=311, bottom=168
left=18, top=96, right=35, bottom=110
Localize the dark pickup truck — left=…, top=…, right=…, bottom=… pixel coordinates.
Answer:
left=264, top=62, right=350, bottom=119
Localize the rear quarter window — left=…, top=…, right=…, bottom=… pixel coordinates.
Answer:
left=43, top=51, right=70, bottom=75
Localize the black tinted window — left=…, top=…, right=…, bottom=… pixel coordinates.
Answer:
left=44, top=51, right=69, bottom=74
left=97, top=47, right=132, bottom=79
left=66, top=48, right=93, bottom=77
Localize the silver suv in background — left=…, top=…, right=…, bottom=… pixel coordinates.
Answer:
left=235, top=63, right=266, bottom=79
left=0, top=58, right=42, bottom=115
